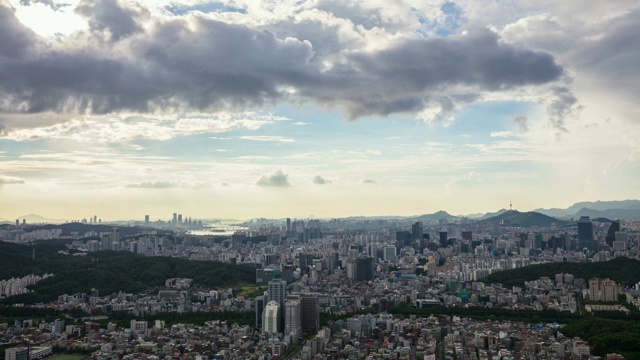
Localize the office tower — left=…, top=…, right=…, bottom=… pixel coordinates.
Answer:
left=101, top=234, right=111, bottom=251
left=355, top=256, right=374, bottom=282
left=605, top=220, right=621, bottom=247
left=533, top=233, right=543, bottom=250
left=15, top=220, right=19, bottom=226
left=93, top=215, right=97, bottom=223
left=462, top=231, right=472, bottom=241
left=439, top=231, right=448, bottom=247
left=255, top=295, right=266, bottom=331
left=172, top=213, right=177, bottom=226
left=284, top=299, right=302, bottom=340
left=286, top=218, right=291, bottom=233
left=411, top=221, right=423, bottom=241
left=383, top=245, right=397, bottom=264
left=145, top=215, right=150, bottom=224
left=300, top=294, right=319, bottom=332
left=577, top=216, right=594, bottom=251
left=178, top=214, right=182, bottom=225
left=262, top=301, right=280, bottom=334
left=395, top=231, right=410, bottom=250
left=111, top=228, right=120, bottom=251
left=268, top=278, right=287, bottom=332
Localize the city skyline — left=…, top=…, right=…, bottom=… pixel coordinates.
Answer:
left=1, top=0, right=639, bottom=220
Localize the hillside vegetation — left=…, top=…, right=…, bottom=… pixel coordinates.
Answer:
left=0, top=241, right=255, bottom=304
left=483, top=257, right=640, bottom=287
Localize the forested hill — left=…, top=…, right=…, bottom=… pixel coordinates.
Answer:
left=0, top=240, right=255, bottom=304
left=483, top=257, right=640, bottom=287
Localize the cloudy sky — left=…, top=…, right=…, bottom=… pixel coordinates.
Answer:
left=0, top=0, right=638, bottom=221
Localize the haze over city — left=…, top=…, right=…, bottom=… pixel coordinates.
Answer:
left=0, top=0, right=638, bottom=220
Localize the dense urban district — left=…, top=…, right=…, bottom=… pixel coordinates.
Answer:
left=2, top=204, right=640, bottom=360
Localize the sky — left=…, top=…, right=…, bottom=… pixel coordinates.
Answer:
left=0, top=0, right=639, bottom=221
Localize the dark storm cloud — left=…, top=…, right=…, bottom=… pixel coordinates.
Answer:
left=0, top=5, right=37, bottom=59
left=0, top=2, right=564, bottom=123
left=571, top=8, right=640, bottom=100
left=76, top=0, right=146, bottom=41
left=312, top=28, right=563, bottom=118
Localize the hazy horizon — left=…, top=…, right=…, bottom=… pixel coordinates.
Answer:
left=1, top=0, right=638, bottom=220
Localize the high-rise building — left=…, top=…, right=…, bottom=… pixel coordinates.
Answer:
left=439, top=231, right=448, bottom=247
left=172, top=213, right=177, bottom=226
left=255, top=295, right=266, bottom=331
left=300, top=293, right=319, bottom=332
left=383, top=245, right=397, bottom=264
left=605, top=220, right=621, bottom=247
left=145, top=215, right=150, bottom=224
left=533, top=233, right=543, bottom=250
left=284, top=299, right=302, bottom=340
left=577, top=216, right=594, bottom=251
left=268, top=278, right=287, bottom=331
left=178, top=214, right=183, bottom=225
left=411, top=221, right=423, bottom=241
left=588, top=278, right=619, bottom=302
left=262, top=301, right=280, bottom=334
left=395, top=231, right=411, bottom=250
left=355, top=256, right=374, bottom=282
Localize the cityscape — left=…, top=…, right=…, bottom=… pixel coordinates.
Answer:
left=2, top=203, right=640, bottom=359
left=1, top=0, right=640, bottom=360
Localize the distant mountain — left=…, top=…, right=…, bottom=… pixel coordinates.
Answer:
left=412, top=210, right=459, bottom=223
left=16, top=213, right=66, bottom=224
left=535, top=200, right=640, bottom=220
left=573, top=208, right=640, bottom=221
left=481, top=208, right=509, bottom=220
left=479, top=210, right=568, bottom=227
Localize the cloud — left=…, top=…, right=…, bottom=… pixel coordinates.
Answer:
left=240, top=135, right=294, bottom=143
left=513, top=115, right=529, bottom=133
left=255, top=170, right=291, bottom=187
left=490, top=131, right=516, bottom=138
left=312, top=175, right=332, bottom=185
left=361, top=179, right=375, bottom=184
left=292, top=121, right=309, bottom=126
left=126, top=181, right=180, bottom=189
left=0, top=173, right=25, bottom=186
left=445, top=171, right=481, bottom=192
left=1, top=113, right=289, bottom=142
left=19, top=0, right=70, bottom=11
left=0, top=2, right=566, bottom=134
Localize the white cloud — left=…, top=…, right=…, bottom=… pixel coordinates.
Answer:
left=490, top=131, right=516, bottom=138
left=0, top=173, right=24, bottom=186
left=255, top=170, right=291, bottom=187
left=444, top=171, right=482, bottom=192
left=2, top=113, right=289, bottom=142
left=240, top=135, right=294, bottom=143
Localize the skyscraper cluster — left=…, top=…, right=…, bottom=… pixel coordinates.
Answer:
left=256, top=275, right=319, bottom=342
